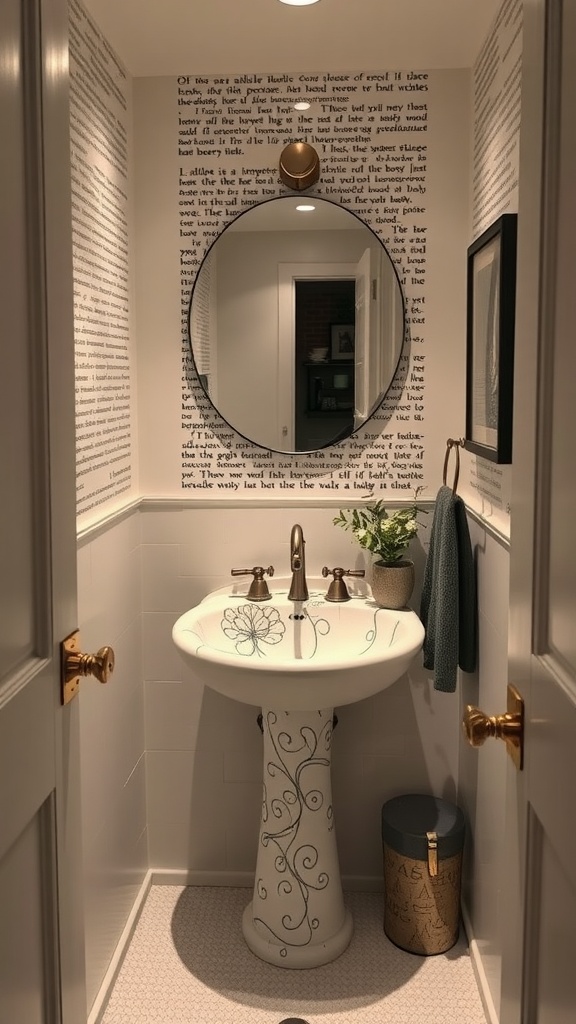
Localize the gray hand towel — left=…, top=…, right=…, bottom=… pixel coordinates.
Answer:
left=420, top=485, right=477, bottom=692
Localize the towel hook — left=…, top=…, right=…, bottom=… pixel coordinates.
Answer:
left=443, top=437, right=465, bottom=494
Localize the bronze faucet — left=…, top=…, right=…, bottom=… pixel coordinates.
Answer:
left=288, top=523, right=308, bottom=602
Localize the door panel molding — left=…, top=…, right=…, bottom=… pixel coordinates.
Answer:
left=0, top=807, right=58, bottom=1024
left=521, top=807, right=543, bottom=1024
left=39, top=795, right=62, bottom=1024
left=0, top=674, right=54, bottom=864
left=22, top=0, right=53, bottom=661
left=531, top=0, right=562, bottom=659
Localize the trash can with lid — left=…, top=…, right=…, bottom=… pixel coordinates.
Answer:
left=381, top=794, right=465, bottom=955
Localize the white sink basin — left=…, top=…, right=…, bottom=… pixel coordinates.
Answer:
left=172, top=579, right=424, bottom=710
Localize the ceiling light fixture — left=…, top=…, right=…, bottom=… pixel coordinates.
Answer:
left=296, top=204, right=316, bottom=211
left=278, top=0, right=321, bottom=6
left=294, top=101, right=311, bottom=110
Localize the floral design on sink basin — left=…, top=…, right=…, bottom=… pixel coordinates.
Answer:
left=220, top=603, right=336, bottom=659
left=216, top=600, right=399, bottom=663
left=221, top=604, right=286, bottom=657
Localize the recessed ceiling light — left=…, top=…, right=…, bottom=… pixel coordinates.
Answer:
left=296, top=204, right=316, bottom=211
left=279, top=0, right=321, bottom=6
left=294, top=101, right=311, bottom=110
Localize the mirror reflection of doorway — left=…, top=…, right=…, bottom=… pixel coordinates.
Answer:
left=294, top=279, right=356, bottom=450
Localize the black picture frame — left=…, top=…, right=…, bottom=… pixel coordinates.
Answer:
left=330, top=324, right=355, bottom=361
left=464, top=213, right=517, bottom=464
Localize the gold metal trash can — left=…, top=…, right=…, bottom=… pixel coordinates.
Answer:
left=381, top=794, right=465, bottom=955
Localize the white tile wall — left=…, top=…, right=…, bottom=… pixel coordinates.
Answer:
left=77, top=512, right=141, bottom=643
left=82, top=759, right=147, bottom=1005
left=77, top=511, right=147, bottom=1011
left=141, top=505, right=460, bottom=883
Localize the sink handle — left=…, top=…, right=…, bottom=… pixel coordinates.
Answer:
left=322, top=566, right=365, bottom=602
left=231, top=565, right=274, bottom=601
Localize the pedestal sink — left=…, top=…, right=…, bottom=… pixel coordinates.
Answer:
left=172, top=579, right=424, bottom=968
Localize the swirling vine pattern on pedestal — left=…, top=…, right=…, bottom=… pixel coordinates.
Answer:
left=254, top=710, right=334, bottom=948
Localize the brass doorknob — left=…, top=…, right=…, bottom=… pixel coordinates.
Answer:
left=65, top=646, right=115, bottom=684
left=61, top=631, right=115, bottom=704
left=462, top=684, right=524, bottom=770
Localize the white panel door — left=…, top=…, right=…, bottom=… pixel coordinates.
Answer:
left=501, top=1, right=576, bottom=1020
left=0, top=0, right=85, bottom=1021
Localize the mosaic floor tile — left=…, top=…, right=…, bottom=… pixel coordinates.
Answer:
left=100, top=887, right=487, bottom=1024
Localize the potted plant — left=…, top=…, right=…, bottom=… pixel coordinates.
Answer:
left=333, top=501, right=425, bottom=608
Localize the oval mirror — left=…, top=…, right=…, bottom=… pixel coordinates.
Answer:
left=188, top=195, right=405, bottom=453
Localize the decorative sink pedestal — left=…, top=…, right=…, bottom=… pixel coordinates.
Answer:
left=242, top=707, right=352, bottom=968
left=172, top=582, right=425, bottom=969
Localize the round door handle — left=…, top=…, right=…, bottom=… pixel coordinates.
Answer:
left=462, top=705, right=520, bottom=746
left=462, top=684, right=524, bottom=770
left=61, top=632, right=116, bottom=705
left=64, top=642, right=115, bottom=684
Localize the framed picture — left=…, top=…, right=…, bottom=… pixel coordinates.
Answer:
left=331, top=324, right=355, bottom=360
left=464, top=213, right=517, bottom=463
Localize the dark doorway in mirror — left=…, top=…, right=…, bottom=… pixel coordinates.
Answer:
left=295, top=279, right=355, bottom=450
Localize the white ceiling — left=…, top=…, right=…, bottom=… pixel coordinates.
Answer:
left=83, top=0, right=501, bottom=78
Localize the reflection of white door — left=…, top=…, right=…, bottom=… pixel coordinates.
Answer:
left=0, top=2, right=86, bottom=1021
left=354, top=246, right=402, bottom=427
left=501, top=4, right=576, bottom=1021
left=278, top=262, right=356, bottom=450
left=354, top=247, right=377, bottom=426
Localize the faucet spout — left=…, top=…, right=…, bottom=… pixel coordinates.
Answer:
left=288, top=523, right=308, bottom=602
